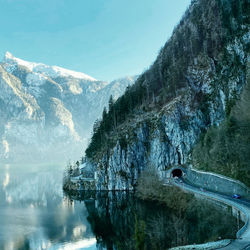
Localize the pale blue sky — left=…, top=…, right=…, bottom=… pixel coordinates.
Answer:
left=0, top=0, right=190, bottom=81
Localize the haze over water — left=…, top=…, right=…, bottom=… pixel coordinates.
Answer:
left=0, top=164, right=97, bottom=250
left=0, top=163, right=241, bottom=250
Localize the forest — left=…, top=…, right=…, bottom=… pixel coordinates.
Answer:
left=85, top=0, right=249, bottom=161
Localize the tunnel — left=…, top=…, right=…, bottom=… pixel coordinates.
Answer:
left=171, top=168, right=183, bottom=178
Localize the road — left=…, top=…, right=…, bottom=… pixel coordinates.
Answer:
left=171, top=178, right=250, bottom=250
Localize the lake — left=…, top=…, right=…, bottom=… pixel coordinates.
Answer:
left=0, top=163, right=241, bottom=250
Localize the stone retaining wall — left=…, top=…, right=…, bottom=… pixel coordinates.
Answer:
left=185, top=167, right=249, bottom=196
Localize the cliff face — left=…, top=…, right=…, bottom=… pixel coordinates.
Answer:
left=79, top=0, right=249, bottom=190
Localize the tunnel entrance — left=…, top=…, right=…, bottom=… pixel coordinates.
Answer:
left=171, top=169, right=183, bottom=178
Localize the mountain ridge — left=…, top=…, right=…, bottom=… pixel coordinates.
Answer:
left=3, top=51, right=97, bottom=81
left=0, top=53, right=137, bottom=163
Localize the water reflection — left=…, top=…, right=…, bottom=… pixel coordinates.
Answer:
left=0, top=164, right=241, bottom=250
left=67, top=191, right=241, bottom=250
left=3, top=172, right=10, bottom=189
left=0, top=164, right=96, bottom=250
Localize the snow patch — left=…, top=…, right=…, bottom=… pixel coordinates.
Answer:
left=26, top=72, right=47, bottom=86
left=69, top=83, right=83, bottom=95
left=3, top=51, right=96, bottom=81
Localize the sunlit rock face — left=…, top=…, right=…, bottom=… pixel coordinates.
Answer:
left=0, top=52, right=137, bottom=163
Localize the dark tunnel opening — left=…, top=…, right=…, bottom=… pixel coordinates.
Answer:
left=171, top=169, right=183, bottom=178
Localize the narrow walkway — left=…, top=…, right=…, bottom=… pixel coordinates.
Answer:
left=70, top=176, right=95, bottom=183
left=172, top=180, right=250, bottom=250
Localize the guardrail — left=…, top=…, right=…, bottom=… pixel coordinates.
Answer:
left=187, top=167, right=250, bottom=195
left=173, top=181, right=250, bottom=240
left=236, top=205, right=249, bottom=238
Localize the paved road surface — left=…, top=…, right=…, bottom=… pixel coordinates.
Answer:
left=171, top=179, right=250, bottom=250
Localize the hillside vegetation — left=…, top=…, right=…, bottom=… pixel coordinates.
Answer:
left=192, top=62, right=250, bottom=186
left=78, top=0, right=250, bottom=190
left=86, top=0, right=248, bottom=157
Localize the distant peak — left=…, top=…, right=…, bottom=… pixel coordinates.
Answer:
left=4, top=51, right=14, bottom=59
left=2, top=51, right=96, bottom=81
left=3, top=51, right=22, bottom=64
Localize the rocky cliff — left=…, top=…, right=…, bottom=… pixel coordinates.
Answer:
left=71, top=0, right=249, bottom=190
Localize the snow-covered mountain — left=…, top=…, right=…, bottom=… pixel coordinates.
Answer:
left=0, top=52, right=137, bottom=163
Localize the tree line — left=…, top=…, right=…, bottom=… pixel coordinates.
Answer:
left=86, top=0, right=249, bottom=159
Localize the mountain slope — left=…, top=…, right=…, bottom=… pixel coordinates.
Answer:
left=192, top=60, right=250, bottom=185
left=78, top=0, right=249, bottom=190
left=0, top=53, right=136, bottom=163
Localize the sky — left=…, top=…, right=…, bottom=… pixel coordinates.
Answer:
left=0, top=0, right=191, bottom=81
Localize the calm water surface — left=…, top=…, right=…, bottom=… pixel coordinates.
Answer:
left=0, top=164, right=240, bottom=250
left=0, top=164, right=96, bottom=250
